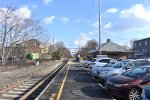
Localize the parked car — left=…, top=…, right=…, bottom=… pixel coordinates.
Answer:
left=140, top=85, right=150, bottom=100
left=106, top=66, right=150, bottom=100
left=99, top=59, right=150, bottom=85
left=96, top=55, right=108, bottom=58
left=88, top=58, right=112, bottom=69
left=83, top=59, right=96, bottom=68
left=90, top=61, right=117, bottom=77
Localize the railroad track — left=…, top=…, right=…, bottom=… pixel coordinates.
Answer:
left=0, top=60, right=68, bottom=100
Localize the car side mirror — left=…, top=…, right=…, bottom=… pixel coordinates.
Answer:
left=125, top=67, right=130, bottom=70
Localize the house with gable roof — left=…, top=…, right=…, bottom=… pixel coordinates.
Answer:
left=89, top=39, right=132, bottom=60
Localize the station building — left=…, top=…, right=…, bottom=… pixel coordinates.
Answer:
left=89, top=39, right=132, bottom=60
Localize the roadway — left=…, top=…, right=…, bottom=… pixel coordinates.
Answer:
left=38, top=60, right=114, bottom=100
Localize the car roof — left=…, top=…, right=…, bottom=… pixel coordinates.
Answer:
left=139, top=65, right=150, bottom=68
left=96, top=58, right=112, bottom=60
left=136, top=59, right=150, bottom=61
left=123, top=59, right=136, bottom=62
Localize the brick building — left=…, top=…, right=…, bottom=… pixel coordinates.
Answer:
left=134, top=37, right=150, bottom=59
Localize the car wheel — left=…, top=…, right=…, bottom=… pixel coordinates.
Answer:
left=128, top=88, right=141, bottom=100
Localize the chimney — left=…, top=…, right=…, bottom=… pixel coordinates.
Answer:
left=107, top=39, right=110, bottom=43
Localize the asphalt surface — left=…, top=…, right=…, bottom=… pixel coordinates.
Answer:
left=38, top=61, right=114, bottom=100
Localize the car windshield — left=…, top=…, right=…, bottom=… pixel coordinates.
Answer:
left=122, top=67, right=150, bottom=78
left=102, top=62, right=116, bottom=67
left=92, top=59, right=96, bottom=62
left=123, top=61, right=149, bottom=69
left=113, top=61, right=128, bottom=68
left=98, top=59, right=111, bottom=63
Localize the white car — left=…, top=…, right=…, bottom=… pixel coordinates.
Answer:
left=88, top=58, right=112, bottom=69
left=83, top=60, right=92, bottom=68
left=91, top=61, right=116, bottom=77
left=83, top=59, right=97, bottom=68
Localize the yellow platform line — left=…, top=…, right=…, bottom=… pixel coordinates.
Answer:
left=56, top=62, right=71, bottom=100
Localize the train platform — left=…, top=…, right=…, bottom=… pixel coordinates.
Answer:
left=38, top=61, right=114, bottom=100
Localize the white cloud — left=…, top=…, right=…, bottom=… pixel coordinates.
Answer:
left=106, top=8, right=119, bottom=14
left=16, top=6, right=31, bottom=19
left=104, top=22, right=112, bottom=29
left=92, top=21, right=99, bottom=28
left=120, top=4, right=150, bottom=22
left=43, top=16, right=55, bottom=24
left=60, top=16, right=70, bottom=23
left=43, top=0, right=53, bottom=5
left=88, top=32, right=95, bottom=35
left=104, top=4, right=150, bottom=33
left=0, top=6, right=31, bottom=20
left=74, top=33, right=90, bottom=46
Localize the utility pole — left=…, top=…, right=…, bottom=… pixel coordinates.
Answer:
left=99, top=0, right=102, bottom=55
left=79, top=39, right=80, bottom=54
left=53, top=34, right=55, bottom=50
left=52, top=34, right=55, bottom=60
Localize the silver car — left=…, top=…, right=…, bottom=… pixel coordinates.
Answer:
left=98, top=59, right=150, bottom=85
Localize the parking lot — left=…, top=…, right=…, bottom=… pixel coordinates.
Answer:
left=39, top=61, right=114, bottom=100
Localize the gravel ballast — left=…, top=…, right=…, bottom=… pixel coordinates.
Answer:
left=0, top=60, right=62, bottom=90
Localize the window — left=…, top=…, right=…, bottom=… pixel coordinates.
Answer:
left=113, top=62, right=127, bottom=68
left=144, top=74, right=150, bottom=81
left=134, top=50, right=136, bottom=53
left=143, top=49, right=145, bottom=53
left=145, top=40, right=147, bottom=45
left=122, top=67, right=148, bottom=78
left=99, top=59, right=111, bottom=63
left=145, top=49, right=147, bottom=53
left=140, top=61, right=150, bottom=66
left=134, top=43, right=136, bottom=47
left=139, top=42, right=141, bottom=46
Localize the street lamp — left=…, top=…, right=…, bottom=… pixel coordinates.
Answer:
left=99, top=0, right=102, bottom=55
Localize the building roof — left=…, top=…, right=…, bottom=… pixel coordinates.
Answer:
left=134, top=37, right=150, bottom=42
left=16, top=39, right=43, bottom=46
left=25, top=39, right=43, bottom=45
left=100, top=41, right=131, bottom=52
left=89, top=39, right=131, bottom=53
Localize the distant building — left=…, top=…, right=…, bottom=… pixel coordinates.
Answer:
left=134, top=37, right=150, bottom=59
left=89, top=39, right=132, bottom=60
left=2, top=39, right=49, bottom=61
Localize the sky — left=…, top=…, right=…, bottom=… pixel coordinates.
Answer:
left=1, top=0, right=150, bottom=52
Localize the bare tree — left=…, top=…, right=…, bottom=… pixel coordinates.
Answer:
left=55, top=41, right=64, bottom=51
left=86, top=39, right=98, bottom=51
left=55, top=41, right=64, bottom=57
left=52, top=41, right=72, bottom=58
left=0, top=6, right=43, bottom=65
left=81, top=39, right=98, bottom=58
left=62, top=47, right=72, bottom=58
left=129, top=38, right=137, bottom=50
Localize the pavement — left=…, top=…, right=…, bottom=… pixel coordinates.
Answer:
left=38, top=60, right=114, bottom=100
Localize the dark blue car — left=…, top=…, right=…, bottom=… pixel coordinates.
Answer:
left=141, top=86, right=150, bottom=100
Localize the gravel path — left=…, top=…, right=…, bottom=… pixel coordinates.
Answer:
left=0, top=60, right=62, bottom=89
